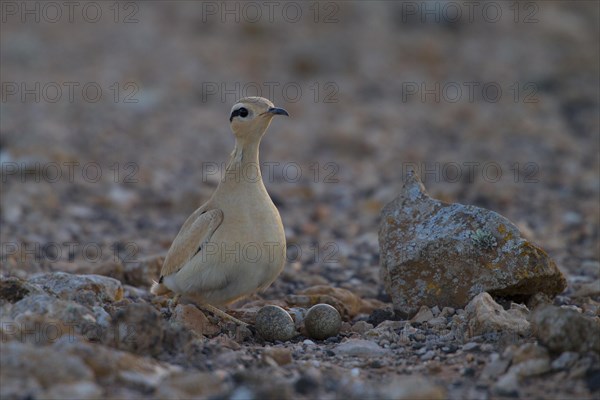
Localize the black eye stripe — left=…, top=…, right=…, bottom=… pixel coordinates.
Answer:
left=229, top=107, right=249, bottom=122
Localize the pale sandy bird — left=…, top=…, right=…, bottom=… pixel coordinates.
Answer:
left=151, top=97, right=289, bottom=325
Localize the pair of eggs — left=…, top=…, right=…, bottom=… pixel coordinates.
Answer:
left=255, top=304, right=342, bottom=342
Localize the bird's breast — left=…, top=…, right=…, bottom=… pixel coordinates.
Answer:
left=210, top=188, right=286, bottom=264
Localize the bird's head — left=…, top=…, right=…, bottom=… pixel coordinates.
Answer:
left=229, top=97, right=289, bottom=142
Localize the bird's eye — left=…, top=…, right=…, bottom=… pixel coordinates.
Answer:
left=239, top=107, right=248, bottom=118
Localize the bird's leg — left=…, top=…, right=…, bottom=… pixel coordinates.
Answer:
left=168, top=294, right=181, bottom=309
left=200, top=303, right=248, bottom=327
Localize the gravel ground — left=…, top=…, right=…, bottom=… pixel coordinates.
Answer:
left=1, top=1, right=599, bottom=399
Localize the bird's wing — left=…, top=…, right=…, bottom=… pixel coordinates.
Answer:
left=159, top=208, right=224, bottom=279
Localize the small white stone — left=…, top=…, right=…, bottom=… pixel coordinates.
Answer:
left=334, top=339, right=389, bottom=357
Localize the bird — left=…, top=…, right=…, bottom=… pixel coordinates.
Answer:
left=151, top=97, right=289, bottom=326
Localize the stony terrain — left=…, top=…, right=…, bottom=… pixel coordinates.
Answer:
left=1, top=2, right=599, bottom=399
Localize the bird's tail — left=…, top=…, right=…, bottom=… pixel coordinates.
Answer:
left=150, top=280, right=172, bottom=296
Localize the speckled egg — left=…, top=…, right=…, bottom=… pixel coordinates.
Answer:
left=305, top=303, right=342, bottom=340
left=255, top=305, right=297, bottom=342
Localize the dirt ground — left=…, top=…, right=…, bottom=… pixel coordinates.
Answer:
left=1, top=1, right=599, bottom=399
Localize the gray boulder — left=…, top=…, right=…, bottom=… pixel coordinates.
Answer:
left=379, top=171, right=566, bottom=318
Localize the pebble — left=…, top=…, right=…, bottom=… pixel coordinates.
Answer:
left=351, top=321, right=374, bottom=335
left=413, top=333, right=426, bottom=341
left=532, top=304, right=600, bottom=354
left=294, top=373, right=320, bottom=395
left=462, top=342, right=480, bottom=351
left=1, top=341, right=95, bottom=391
left=493, top=372, right=519, bottom=396
left=441, top=345, right=458, bottom=354
left=171, top=304, right=220, bottom=337
left=571, top=279, right=600, bottom=298
left=551, top=352, right=580, bottom=371
left=42, top=382, right=103, bottom=400
left=512, top=343, right=548, bottom=365
left=411, top=305, right=434, bottom=323
left=255, top=305, right=297, bottom=342
left=111, top=302, right=165, bottom=356
left=441, top=307, right=455, bottom=317
left=509, top=344, right=551, bottom=378
left=263, top=347, right=293, bottom=366
left=511, top=358, right=551, bottom=378
left=421, top=350, right=436, bottom=361
left=334, top=339, right=389, bottom=357
left=230, top=387, right=255, bottom=400
left=481, top=353, right=510, bottom=380
left=382, top=376, right=446, bottom=400
left=480, top=344, right=495, bottom=353
left=465, top=293, right=530, bottom=337
left=427, top=316, right=447, bottom=327
left=367, top=308, right=395, bottom=326
left=304, top=304, right=342, bottom=340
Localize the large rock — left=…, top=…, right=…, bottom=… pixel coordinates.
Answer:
left=28, top=272, right=123, bottom=306
left=0, top=338, right=183, bottom=400
left=0, top=341, right=97, bottom=399
left=379, top=171, right=567, bottom=317
left=5, top=294, right=104, bottom=344
left=531, top=304, right=600, bottom=354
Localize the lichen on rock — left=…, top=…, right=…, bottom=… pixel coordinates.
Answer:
left=379, top=171, right=567, bottom=318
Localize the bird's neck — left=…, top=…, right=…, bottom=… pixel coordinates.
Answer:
left=223, top=139, right=263, bottom=184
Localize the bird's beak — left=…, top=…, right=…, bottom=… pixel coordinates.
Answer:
left=266, top=107, right=289, bottom=117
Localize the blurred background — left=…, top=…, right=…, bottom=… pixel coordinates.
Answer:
left=1, top=1, right=598, bottom=298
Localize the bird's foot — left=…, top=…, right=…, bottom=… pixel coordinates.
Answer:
left=168, top=294, right=181, bottom=310
left=200, top=303, right=249, bottom=327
